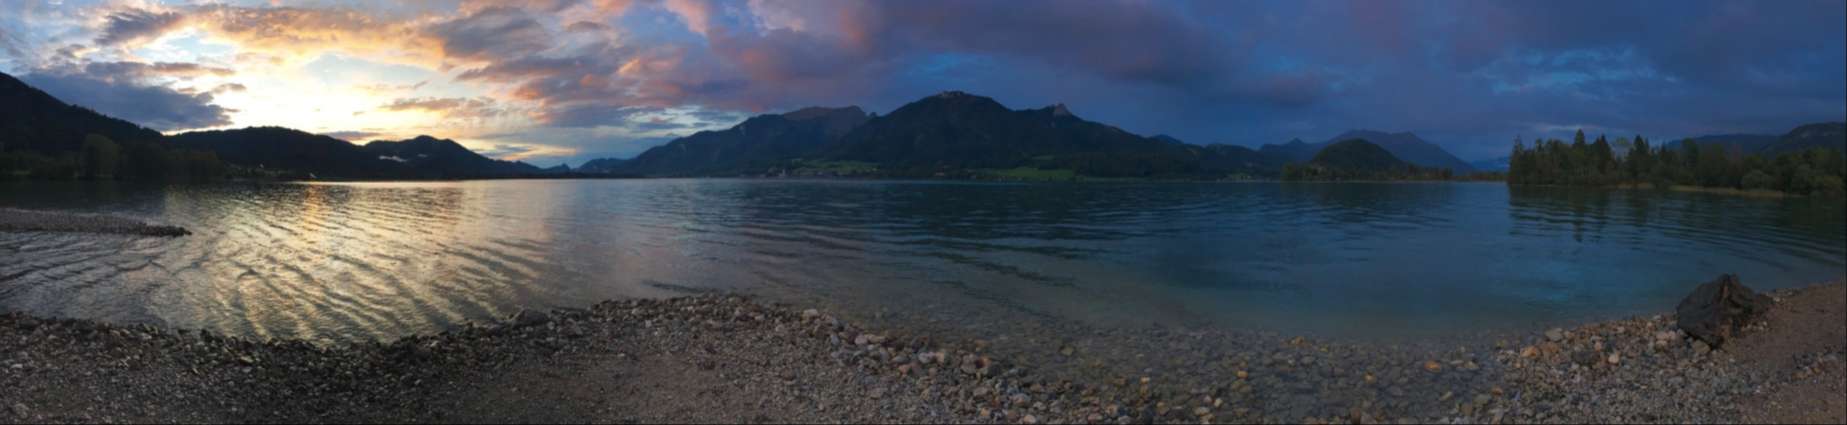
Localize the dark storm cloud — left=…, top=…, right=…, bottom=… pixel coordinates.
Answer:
left=23, top=0, right=1836, bottom=163
left=428, top=7, right=554, bottom=62
left=22, top=72, right=233, bottom=131
left=95, top=8, right=186, bottom=46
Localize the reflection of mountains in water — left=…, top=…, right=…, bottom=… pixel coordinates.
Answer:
left=1, top=181, right=1841, bottom=343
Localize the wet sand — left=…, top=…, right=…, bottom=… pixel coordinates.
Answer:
left=0, top=282, right=1839, bottom=423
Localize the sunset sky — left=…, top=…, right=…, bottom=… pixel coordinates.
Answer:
left=1, top=0, right=1842, bottom=166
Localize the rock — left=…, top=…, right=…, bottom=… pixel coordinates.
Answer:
left=512, top=310, right=552, bottom=328
left=1519, top=346, right=1539, bottom=358
left=1571, top=350, right=1598, bottom=366
left=1674, top=274, right=1772, bottom=347
left=1023, top=415, right=1038, bottom=424
left=1692, top=340, right=1712, bottom=355
left=1193, top=406, right=1210, bottom=416
left=1605, top=352, right=1621, bottom=365
left=1544, top=328, right=1565, bottom=342
left=801, top=309, right=821, bottom=320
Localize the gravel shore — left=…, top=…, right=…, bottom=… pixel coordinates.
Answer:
left=0, top=283, right=1840, bottom=424
left=0, top=209, right=188, bottom=237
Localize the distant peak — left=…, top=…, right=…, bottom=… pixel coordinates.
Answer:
left=1050, top=103, right=1072, bottom=117
left=783, top=106, right=867, bottom=120
left=891, top=90, right=1007, bottom=115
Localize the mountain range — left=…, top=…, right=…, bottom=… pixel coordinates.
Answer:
left=1308, top=139, right=1414, bottom=172
left=582, top=91, right=1483, bottom=179
left=1257, top=130, right=1475, bottom=173
left=6, top=69, right=1837, bottom=181
left=1, top=71, right=163, bottom=152
left=1663, top=123, right=1846, bottom=157
left=2, top=71, right=541, bottom=179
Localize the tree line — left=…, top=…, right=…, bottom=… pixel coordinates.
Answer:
left=1, top=134, right=230, bottom=181
left=1280, top=163, right=1456, bottom=181
left=1507, top=130, right=1845, bottom=196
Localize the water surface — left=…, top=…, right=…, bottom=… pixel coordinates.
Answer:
left=2, top=179, right=1841, bottom=344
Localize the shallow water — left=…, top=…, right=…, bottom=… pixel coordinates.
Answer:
left=1, top=179, right=1842, bottom=344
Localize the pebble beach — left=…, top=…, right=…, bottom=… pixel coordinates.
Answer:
left=0, top=209, right=1841, bottom=423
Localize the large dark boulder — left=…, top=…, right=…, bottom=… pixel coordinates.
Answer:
left=1675, top=274, right=1774, bottom=347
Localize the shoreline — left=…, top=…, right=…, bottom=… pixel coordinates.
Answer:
left=0, top=208, right=189, bottom=237
left=1, top=282, right=1839, bottom=423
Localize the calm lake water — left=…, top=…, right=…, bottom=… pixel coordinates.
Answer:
left=2, top=179, right=1842, bottom=344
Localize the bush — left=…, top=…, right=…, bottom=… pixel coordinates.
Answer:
left=1741, top=169, right=1776, bottom=191
left=1808, top=175, right=1845, bottom=197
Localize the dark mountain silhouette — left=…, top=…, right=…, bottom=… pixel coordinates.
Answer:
left=1470, top=156, right=1510, bottom=172
left=362, top=135, right=538, bottom=177
left=1757, top=122, right=1846, bottom=156
left=2, top=71, right=544, bottom=180
left=1257, top=138, right=1315, bottom=161
left=590, top=92, right=1279, bottom=178
left=1260, top=131, right=1474, bottom=172
left=1666, top=134, right=1779, bottom=156
left=577, top=157, right=629, bottom=173
left=168, top=127, right=404, bottom=178
left=0, top=71, right=164, bottom=153
left=1663, top=123, right=1844, bottom=157
left=618, top=106, right=869, bottom=176
left=819, top=92, right=1276, bottom=177
left=169, top=128, right=537, bottom=179
left=1309, top=139, right=1412, bottom=171
left=1202, top=144, right=1287, bottom=171
left=1282, top=139, right=1452, bottom=181
left=826, top=93, right=1167, bottom=172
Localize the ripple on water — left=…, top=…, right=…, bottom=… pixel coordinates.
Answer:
left=0, top=180, right=1841, bottom=345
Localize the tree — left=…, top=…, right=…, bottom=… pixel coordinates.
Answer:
left=80, top=134, right=120, bottom=179
left=1626, top=135, right=1652, bottom=180
left=1741, top=169, right=1775, bottom=191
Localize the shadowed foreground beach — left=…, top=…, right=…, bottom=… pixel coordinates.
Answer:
left=0, top=280, right=1839, bottom=424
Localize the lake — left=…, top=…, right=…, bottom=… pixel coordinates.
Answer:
left=2, top=179, right=1842, bottom=344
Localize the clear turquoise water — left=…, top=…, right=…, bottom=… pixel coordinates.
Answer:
left=2, top=180, right=1841, bottom=343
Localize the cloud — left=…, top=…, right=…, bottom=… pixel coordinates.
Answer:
left=322, top=130, right=383, bottom=141
left=97, top=5, right=447, bottom=67
left=475, top=143, right=536, bottom=158
left=380, top=96, right=510, bottom=120
left=429, top=7, right=554, bottom=63
left=80, top=61, right=235, bottom=81
left=95, top=8, right=185, bottom=46
left=22, top=71, right=233, bottom=131
left=209, top=83, right=247, bottom=94
left=0, top=27, right=25, bottom=61
left=8, top=0, right=1839, bottom=164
